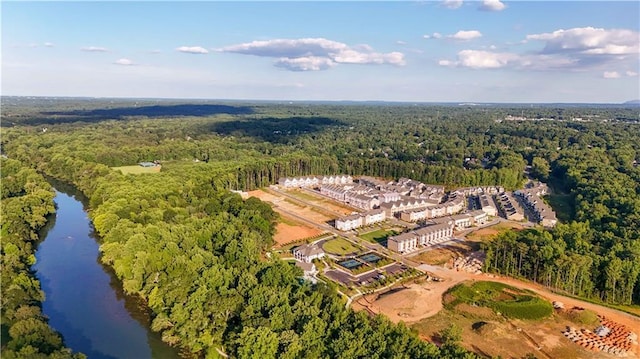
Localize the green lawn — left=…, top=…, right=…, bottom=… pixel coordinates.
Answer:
left=359, top=229, right=398, bottom=244
left=111, top=165, right=161, bottom=174
left=446, top=281, right=553, bottom=320
left=322, top=237, right=361, bottom=255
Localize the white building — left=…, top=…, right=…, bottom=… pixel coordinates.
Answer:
left=293, top=243, right=325, bottom=263
left=387, top=222, right=454, bottom=253
left=479, top=194, right=497, bottom=217
left=335, top=209, right=386, bottom=231
left=335, top=214, right=364, bottom=231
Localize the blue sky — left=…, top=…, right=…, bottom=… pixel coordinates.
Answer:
left=2, top=1, right=639, bottom=103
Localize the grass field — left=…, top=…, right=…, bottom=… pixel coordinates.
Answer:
left=322, top=237, right=361, bottom=255
left=446, top=281, right=553, bottom=320
left=359, top=229, right=398, bottom=244
left=111, top=165, right=161, bottom=174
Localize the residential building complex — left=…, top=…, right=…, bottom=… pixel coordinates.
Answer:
left=496, top=192, right=525, bottom=221
left=515, top=182, right=558, bottom=227
left=279, top=175, right=353, bottom=188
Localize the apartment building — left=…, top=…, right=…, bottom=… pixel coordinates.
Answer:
left=335, top=209, right=386, bottom=231
left=387, top=222, right=454, bottom=253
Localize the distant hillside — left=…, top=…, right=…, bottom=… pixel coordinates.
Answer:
left=623, top=99, right=640, bottom=105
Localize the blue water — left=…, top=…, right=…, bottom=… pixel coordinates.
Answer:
left=34, top=189, right=181, bottom=359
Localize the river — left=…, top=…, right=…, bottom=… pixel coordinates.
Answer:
left=33, top=183, right=181, bottom=359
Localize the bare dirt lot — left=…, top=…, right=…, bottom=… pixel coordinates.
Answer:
left=248, top=189, right=334, bottom=223
left=353, top=278, right=458, bottom=324
left=287, top=189, right=355, bottom=216
left=411, top=241, right=479, bottom=266
left=465, top=221, right=525, bottom=242
left=353, top=264, right=640, bottom=358
left=273, top=222, right=323, bottom=247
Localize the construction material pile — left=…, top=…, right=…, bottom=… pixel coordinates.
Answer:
left=563, top=315, right=637, bottom=356
left=452, top=252, right=484, bottom=274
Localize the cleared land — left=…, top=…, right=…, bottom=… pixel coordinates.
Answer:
left=322, top=237, right=361, bottom=255
left=111, top=165, right=161, bottom=174
left=353, top=265, right=640, bottom=358
left=285, top=189, right=355, bottom=215
left=248, top=189, right=334, bottom=223
left=411, top=241, right=479, bottom=266
left=465, top=221, right=524, bottom=242
left=273, top=222, right=323, bottom=247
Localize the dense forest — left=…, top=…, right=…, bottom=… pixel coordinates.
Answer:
left=0, top=158, right=85, bottom=359
left=1, top=98, right=639, bottom=357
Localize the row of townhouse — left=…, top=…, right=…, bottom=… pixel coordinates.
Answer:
left=496, top=192, right=525, bottom=221
left=320, top=184, right=353, bottom=202
left=334, top=209, right=386, bottom=231
left=478, top=194, right=498, bottom=217
left=278, top=175, right=353, bottom=188
left=345, top=192, right=379, bottom=210
left=381, top=196, right=441, bottom=217
left=455, top=186, right=504, bottom=197
left=398, top=193, right=465, bottom=221
left=359, top=176, right=444, bottom=198
left=430, top=210, right=489, bottom=230
left=515, top=183, right=557, bottom=227
left=320, top=184, right=401, bottom=206
left=387, top=222, right=454, bottom=254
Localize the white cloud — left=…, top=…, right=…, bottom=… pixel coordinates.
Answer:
left=114, top=58, right=134, bottom=66
left=456, top=50, right=518, bottom=69
left=440, top=50, right=578, bottom=70
left=479, top=0, right=506, bottom=11
left=603, top=71, right=620, bottom=79
left=438, top=59, right=455, bottom=67
left=442, top=0, right=463, bottom=9
left=526, top=27, right=639, bottom=56
left=448, top=30, right=483, bottom=41
left=176, top=46, right=209, bottom=54
left=424, top=32, right=442, bottom=40
left=440, top=27, right=640, bottom=73
left=275, top=56, right=336, bottom=71
left=219, top=38, right=405, bottom=71
left=396, top=40, right=407, bottom=45
left=44, top=42, right=55, bottom=47
left=626, top=70, right=638, bottom=77
left=81, top=46, right=108, bottom=52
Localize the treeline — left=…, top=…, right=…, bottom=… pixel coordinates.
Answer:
left=4, top=147, right=478, bottom=358
left=232, top=156, right=523, bottom=191
left=0, top=158, right=85, bottom=359
left=484, top=146, right=640, bottom=305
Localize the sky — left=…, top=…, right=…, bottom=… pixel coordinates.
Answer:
left=2, top=1, right=639, bottom=103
